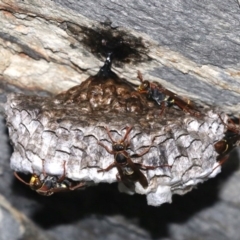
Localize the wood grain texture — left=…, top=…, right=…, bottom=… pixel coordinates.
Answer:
left=1, top=0, right=240, bottom=113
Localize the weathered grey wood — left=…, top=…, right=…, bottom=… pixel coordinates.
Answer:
left=1, top=0, right=240, bottom=113
left=0, top=194, right=54, bottom=240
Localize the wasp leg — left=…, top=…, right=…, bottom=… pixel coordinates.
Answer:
left=131, top=145, right=152, bottom=158
left=134, top=163, right=171, bottom=170
left=159, top=101, right=166, bottom=117
left=98, top=141, right=114, bottom=154
left=211, top=155, right=229, bottom=173
left=97, top=162, right=116, bottom=173
left=69, top=182, right=86, bottom=191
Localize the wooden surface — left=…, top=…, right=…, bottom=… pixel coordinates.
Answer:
left=1, top=0, right=240, bottom=113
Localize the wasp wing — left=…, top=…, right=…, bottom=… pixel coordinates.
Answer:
left=125, top=158, right=148, bottom=188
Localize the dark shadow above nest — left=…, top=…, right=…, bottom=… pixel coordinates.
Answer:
left=61, top=20, right=151, bottom=66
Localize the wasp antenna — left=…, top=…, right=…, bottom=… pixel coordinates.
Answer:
left=122, top=126, right=133, bottom=142
left=105, top=127, right=116, bottom=143
left=14, top=172, right=30, bottom=186
left=137, top=70, right=144, bottom=83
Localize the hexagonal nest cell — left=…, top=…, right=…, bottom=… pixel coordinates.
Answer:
left=5, top=61, right=227, bottom=206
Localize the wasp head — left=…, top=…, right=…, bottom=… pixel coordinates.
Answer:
left=138, top=80, right=150, bottom=93
left=112, top=142, right=127, bottom=152
left=29, top=174, right=42, bottom=190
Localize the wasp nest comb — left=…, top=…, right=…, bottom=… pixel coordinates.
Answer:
left=5, top=59, right=226, bottom=206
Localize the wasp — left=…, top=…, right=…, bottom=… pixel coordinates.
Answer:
left=137, top=71, right=202, bottom=117
left=97, top=126, right=169, bottom=189
left=14, top=161, right=85, bottom=196
left=214, top=134, right=240, bottom=156
left=214, top=115, right=240, bottom=167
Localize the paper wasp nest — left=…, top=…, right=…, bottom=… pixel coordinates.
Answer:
left=5, top=72, right=226, bottom=206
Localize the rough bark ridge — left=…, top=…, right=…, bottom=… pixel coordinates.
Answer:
left=1, top=1, right=240, bottom=113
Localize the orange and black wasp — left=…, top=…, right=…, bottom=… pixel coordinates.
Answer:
left=137, top=70, right=202, bottom=117
left=14, top=161, right=85, bottom=196
left=214, top=115, right=240, bottom=167
left=98, top=126, right=169, bottom=189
